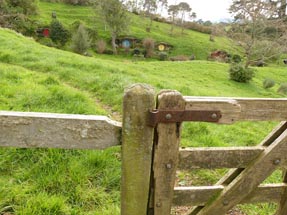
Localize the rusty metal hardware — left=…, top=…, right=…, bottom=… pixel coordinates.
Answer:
left=147, top=110, right=222, bottom=127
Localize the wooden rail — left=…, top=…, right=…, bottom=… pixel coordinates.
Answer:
left=0, top=111, right=122, bottom=149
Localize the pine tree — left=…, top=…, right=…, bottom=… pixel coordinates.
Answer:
left=71, top=24, right=90, bottom=54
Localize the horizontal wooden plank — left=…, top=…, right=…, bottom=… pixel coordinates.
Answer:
left=173, top=184, right=287, bottom=206
left=184, top=97, right=287, bottom=123
left=0, top=111, right=122, bottom=149
left=178, top=147, right=264, bottom=169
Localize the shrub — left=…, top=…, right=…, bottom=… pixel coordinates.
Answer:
left=96, top=39, right=106, bottom=54
left=159, top=52, right=168, bottom=61
left=50, top=19, right=69, bottom=47
left=232, top=54, right=242, bottom=63
left=71, top=24, right=90, bottom=54
left=142, top=38, right=155, bottom=58
left=278, top=83, right=287, bottom=94
left=263, top=78, right=275, bottom=89
left=228, top=63, right=255, bottom=83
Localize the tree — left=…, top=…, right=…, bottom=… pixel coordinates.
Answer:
left=228, top=0, right=286, bottom=68
left=143, top=0, right=157, bottom=30
left=168, top=4, right=179, bottom=34
left=177, top=2, right=192, bottom=34
left=96, top=0, right=129, bottom=54
left=50, top=19, right=70, bottom=47
left=71, top=24, right=90, bottom=54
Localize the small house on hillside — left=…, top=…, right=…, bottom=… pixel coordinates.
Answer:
left=116, top=37, right=141, bottom=49
left=36, top=28, right=50, bottom=37
left=156, top=42, right=173, bottom=51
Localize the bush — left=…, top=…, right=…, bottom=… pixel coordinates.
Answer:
left=71, top=24, right=90, bottom=54
left=278, top=83, right=287, bottom=94
left=96, top=39, right=106, bottom=54
left=50, top=19, right=70, bottom=47
left=159, top=52, right=168, bottom=61
left=232, top=54, right=242, bottom=63
left=263, top=78, right=275, bottom=89
left=142, top=38, right=155, bottom=58
left=228, top=63, right=255, bottom=83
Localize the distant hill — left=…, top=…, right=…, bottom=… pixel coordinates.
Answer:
left=33, top=1, right=234, bottom=60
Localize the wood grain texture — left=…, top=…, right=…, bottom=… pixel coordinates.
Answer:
left=178, top=147, right=264, bottom=169
left=173, top=184, right=286, bottom=206
left=184, top=97, right=287, bottom=123
left=121, top=84, right=156, bottom=215
left=276, top=171, right=287, bottom=215
left=0, top=111, right=121, bottom=149
left=153, top=90, right=185, bottom=215
left=196, top=129, right=287, bottom=215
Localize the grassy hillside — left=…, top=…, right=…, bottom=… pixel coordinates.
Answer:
left=1, top=28, right=287, bottom=214
left=33, top=1, right=234, bottom=59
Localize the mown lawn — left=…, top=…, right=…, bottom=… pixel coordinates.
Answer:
left=1, top=28, right=287, bottom=214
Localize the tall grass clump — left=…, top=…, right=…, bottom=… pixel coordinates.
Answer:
left=263, top=78, right=275, bottom=89
left=278, top=83, right=287, bottom=94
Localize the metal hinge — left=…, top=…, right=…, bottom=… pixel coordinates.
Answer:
left=147, top=110, right=222, bottom=127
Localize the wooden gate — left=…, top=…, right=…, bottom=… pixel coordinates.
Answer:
left=2, top=84, right=287, bottom=215
left=121, top=84, right=287, bottom=215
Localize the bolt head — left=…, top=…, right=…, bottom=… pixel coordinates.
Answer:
left=223, top=200, right=229, bottom=206
left=156, top=202, right=161, bottom=207
left=211, top=113, right=218, bottom=119
left=274, top=159, right=281, bottom=165
left=165, top=113, right=172, bottom=120
left=166, top=163, right=172, bottom=169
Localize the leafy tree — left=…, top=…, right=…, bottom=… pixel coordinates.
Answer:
left=0, top=0, right=38, bottom=35
left=168, top=4, right=179, bottom=34
left=228, top=0, right=286, bottom=68
left=50, top=19, right=70, bottom=47
left=177, top=2, right=192, bottom=34
left=95, top=0, right=129, bottom=54
left=71, top=24, right=90, bottom=54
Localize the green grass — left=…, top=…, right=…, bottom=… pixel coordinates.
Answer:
left=34, top=1, right=234, bottom=59
left=1, top=27, right=287, bottom=214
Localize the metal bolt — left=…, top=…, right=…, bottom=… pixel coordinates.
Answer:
left=165, top=113, right=172, bottom=120
left=274, top=159, right=281, bottom=165
left=223, top=200, right=229, bottom=206
left=211, top=113, right=218, bottom=119
left=156, top=202, right=161, bottom=207
left=166, top=163, right=172, bottom=169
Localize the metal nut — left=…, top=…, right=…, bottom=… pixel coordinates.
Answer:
left=165, top=113, right=172, bottom=120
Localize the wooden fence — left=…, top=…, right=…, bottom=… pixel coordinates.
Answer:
left=2, top=83, right=287, bottom=215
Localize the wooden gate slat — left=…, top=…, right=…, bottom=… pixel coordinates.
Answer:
left=152, top=90, right=185, bottom=215
left=173, top=184, right=287, bottom=206
left=189, top=122, right=287, bottom=215
left=195, top=129, right=287, bottom=215
left=0, top=111, right=121, bottom=149
left=178, top=147, right=264, bottom=170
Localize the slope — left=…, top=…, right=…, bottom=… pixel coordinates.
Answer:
left=34, top=1, right=233, bottom=59
left=1, top=28, right=287, bottom=214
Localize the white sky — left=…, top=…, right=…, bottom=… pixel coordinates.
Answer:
left=169, top=0, right=233, bottom=22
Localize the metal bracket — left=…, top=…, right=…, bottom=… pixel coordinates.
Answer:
left=147, top=110, right=222, bottom=127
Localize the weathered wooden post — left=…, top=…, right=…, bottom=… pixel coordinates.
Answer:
left=121, top=84, right=156, bottom=215
left=151, top=90, right=185, bottom=214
